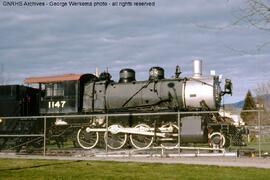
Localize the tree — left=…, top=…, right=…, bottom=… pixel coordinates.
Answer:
left=225, top=0, right=270, bottom=53
left=237, top=0, right=270, bottom=31
left=254, top=81, right=270, bottom=108
left=254, top=81, right=270, bottom=125
left=241, top=90, right=257, bottom=125
left=196, top=1, right=270, bottom=53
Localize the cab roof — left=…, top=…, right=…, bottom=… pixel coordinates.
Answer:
left=24, top=74, right=83, bottom=84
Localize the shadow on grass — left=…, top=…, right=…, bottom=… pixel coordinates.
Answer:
left=0, top=160, right=82, bottom=171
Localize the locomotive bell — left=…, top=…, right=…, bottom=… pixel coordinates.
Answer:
left=119, top=68, right=136, bottom=83
left=149, top=67, right=164, bottom=81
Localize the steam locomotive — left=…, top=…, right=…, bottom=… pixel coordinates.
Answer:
left=0, top=60, right=245, bottom=150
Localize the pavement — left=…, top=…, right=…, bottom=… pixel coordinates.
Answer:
left=1, top=154, right=270, bottom=169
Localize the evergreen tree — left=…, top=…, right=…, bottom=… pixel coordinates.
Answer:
left=241, top=90, right=257, bottom=125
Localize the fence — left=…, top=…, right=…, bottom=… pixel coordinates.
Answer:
left=0, top=110, right=267, bottom=157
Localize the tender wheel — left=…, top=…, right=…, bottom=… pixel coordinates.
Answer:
left=130, top=124, right=154, bottom=149
left=104, top=124, right=127, bottom=150
left=209, top=132, right=226, bottom=148
left=160, top=123, right=179, bottom=148
left=77, top=127, right=99, bottom=149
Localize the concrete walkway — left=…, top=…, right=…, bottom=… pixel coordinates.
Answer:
left=1, top=155, right=270, bottom=169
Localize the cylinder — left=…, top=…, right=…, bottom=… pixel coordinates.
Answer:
left=193, top=59, right=202, bottom=78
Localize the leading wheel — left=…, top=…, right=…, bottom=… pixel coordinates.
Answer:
left=130, top=124, right=154, bottom=149
left=104, top=124, right=127, bottom=150
left=77, top=127, right=99, bottom=149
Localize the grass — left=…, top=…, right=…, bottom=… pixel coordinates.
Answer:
left=0, top=158, right=270, bottom=179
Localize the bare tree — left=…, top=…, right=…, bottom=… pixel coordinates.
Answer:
left=227, top=0, right=270, bottom=53
left=195, top=1, right=270, bottom=53
left=241, top=1, right=270, bottom=124
left=254, top=81, right=270, bottom=110
left=254, top=81, right=270, bottom=96
left=254, top=81, right=270, bottom=124
left=237, top=0, right=270, bottom=31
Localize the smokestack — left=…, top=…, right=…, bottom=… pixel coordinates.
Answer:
left=193, top=59, right=202, bottom=78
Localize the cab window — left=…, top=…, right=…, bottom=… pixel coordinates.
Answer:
left=45, top=83, right=64, bottom=97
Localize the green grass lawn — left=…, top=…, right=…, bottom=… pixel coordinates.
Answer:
left=0, top=158, right=269, bottom=180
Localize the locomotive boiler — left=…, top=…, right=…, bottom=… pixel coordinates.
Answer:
left=1, top=59, right=243, bottom=151
left=83, top=60, right=223, bottom=112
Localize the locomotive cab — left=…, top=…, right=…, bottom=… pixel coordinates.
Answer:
left=24, top=73, right=96, bottom=114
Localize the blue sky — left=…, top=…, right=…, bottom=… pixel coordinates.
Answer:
left=0, top=0, right=269, bottom=103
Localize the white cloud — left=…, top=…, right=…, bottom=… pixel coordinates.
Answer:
left=0, top=0, right=269, bottom=103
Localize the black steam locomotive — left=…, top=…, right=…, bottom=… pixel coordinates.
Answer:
left=0, top=60, right=246, bottom=150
